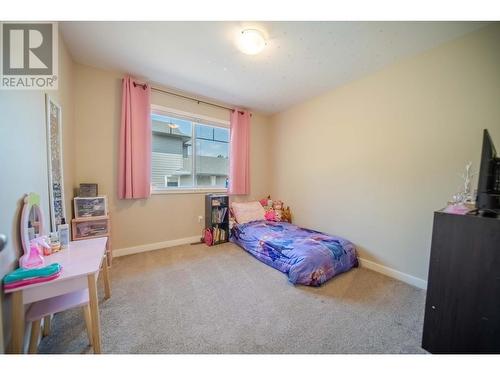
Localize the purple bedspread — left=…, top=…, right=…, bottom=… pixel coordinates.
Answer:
left=230, top=220, right=358, bottom=286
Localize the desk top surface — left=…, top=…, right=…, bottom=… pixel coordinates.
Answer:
left=5, top=237, right=107, bottom=293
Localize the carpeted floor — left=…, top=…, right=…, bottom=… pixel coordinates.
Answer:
left=38, top=242, right=427, bottom=354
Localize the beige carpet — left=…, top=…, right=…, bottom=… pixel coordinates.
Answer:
left=38, top=242, right=426, bottom=354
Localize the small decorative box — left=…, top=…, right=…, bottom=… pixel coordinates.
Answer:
left=79, top=183, right=98, bottom=197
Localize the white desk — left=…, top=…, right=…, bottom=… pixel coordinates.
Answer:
left=5, top=237, right=111, bottom=354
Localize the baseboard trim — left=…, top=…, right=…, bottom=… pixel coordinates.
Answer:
left=113, top=238, right=427, bottom=289
left=358, top=257, right=427, bottom=290
left=113, top=235, right=202, bottom=258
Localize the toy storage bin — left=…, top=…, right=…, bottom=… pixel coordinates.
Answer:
left=74, top=196, right=108, bottom=218
left=71, top=215, right=113, bottom=266
left=72, top=217, right=109, bottom=240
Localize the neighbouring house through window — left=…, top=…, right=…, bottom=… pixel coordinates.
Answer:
left=151, top=107, right=229, bottom=191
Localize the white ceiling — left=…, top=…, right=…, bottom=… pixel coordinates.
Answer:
left=61, top=21, right=486, bottom=114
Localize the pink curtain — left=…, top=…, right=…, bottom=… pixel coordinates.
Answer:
left=228, top=110, right=251, bottom=195
left=118, top=76, right=152, bottom=199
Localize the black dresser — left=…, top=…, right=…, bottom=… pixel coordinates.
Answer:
left=422, top=211, right=500, bottom=353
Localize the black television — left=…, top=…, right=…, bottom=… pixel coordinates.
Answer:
left=476, top=129, right=500, bottom=216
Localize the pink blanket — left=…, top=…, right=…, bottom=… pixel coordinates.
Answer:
left=4, top=271, right=62, bottom=290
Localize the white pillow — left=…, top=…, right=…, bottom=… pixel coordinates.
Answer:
left=231, top=201, right=266, bottom=224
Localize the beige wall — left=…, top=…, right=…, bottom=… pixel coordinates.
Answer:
left=0, top=32, right=75, bottom=351
left=270, top=24, right=500, bottom=281
left=73, top=64, right=272, bottom=251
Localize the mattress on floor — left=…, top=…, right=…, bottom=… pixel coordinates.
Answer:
left=230, top=220, right=358, bottom=286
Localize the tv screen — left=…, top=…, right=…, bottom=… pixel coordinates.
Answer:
left=476, top=129, right=500, bottom=215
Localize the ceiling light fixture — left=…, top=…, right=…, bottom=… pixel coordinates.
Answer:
left=237, top=29, right=266, bottom=55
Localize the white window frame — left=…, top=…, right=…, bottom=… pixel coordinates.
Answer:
left=151, top=104, right=230, bottom=195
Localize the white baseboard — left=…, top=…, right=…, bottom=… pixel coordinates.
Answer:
left=113, top=238, right=427, bottom=290
left=358, top=257, right=427, bottom=290
left=113, top=235, right=202, bottom=258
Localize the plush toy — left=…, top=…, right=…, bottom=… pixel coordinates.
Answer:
left=272, top=200, right=284, bottom=210
left=264, top=210, right=277, bottom=221
left=260, top=196, right=275, bottom=221
left=260, top=196, right=292, bottom=222
left=260, top=195, right=273, bottom=209
left=281, top=206, right=292, bottom=223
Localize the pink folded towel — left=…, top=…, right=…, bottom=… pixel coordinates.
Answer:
left=3, top=271, right=62, bottom=290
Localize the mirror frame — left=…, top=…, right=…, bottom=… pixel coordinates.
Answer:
left=46, top=94, right=66, bottom=231
left=20, top=192, right=45, bottom=256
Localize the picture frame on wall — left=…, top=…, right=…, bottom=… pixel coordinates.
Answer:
left=46, top=94, right=66, bottom=231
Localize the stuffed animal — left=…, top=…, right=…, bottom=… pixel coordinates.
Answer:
left=259, top=196, right=292, bottom=223
left=264, top=210, right=277, bottom=221
left=281, top=206, right=292, bottom=223
left=260, top=195, right=273, bottom=209
left=260, top=197, right=269, bottom=207
left=272, top=200, right=284, bottom=210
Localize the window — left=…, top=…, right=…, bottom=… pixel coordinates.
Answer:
left=151, top=108, right=229, bottom=191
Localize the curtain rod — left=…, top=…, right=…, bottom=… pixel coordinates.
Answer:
left=133, top=81, right=249, bottom=116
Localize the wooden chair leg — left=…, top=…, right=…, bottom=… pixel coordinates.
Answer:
left=102, top=255, right=111, bottom=300
left=28, top=320, right=41, bottom=354
left=106, top=231, right=112, bottom=267
left=87, top=274, right=102, bottom=353
left=43, top=315, right=51, bottom=337
left=83, top=304, right=93, bottom=347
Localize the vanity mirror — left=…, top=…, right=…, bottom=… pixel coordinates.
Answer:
left=20, top=192, right=46, bottom=257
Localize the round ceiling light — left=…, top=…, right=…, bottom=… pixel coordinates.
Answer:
left=237, top=29, right=266, bottom=55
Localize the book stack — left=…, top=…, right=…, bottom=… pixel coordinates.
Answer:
left=212, top=207, right=228, bottom=224
left=212, top=226, right=227, bottom=243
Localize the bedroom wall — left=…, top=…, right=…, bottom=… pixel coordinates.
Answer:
left=0, top=31, right=76, bottom=351
left=73, top=63, right=272, bottom=252
left=270, top=23, right=500, bottom=284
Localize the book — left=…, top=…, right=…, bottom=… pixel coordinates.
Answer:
left=212, top=207, right=227, bottom=224
left=211, top=225, right=227, bottom=244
